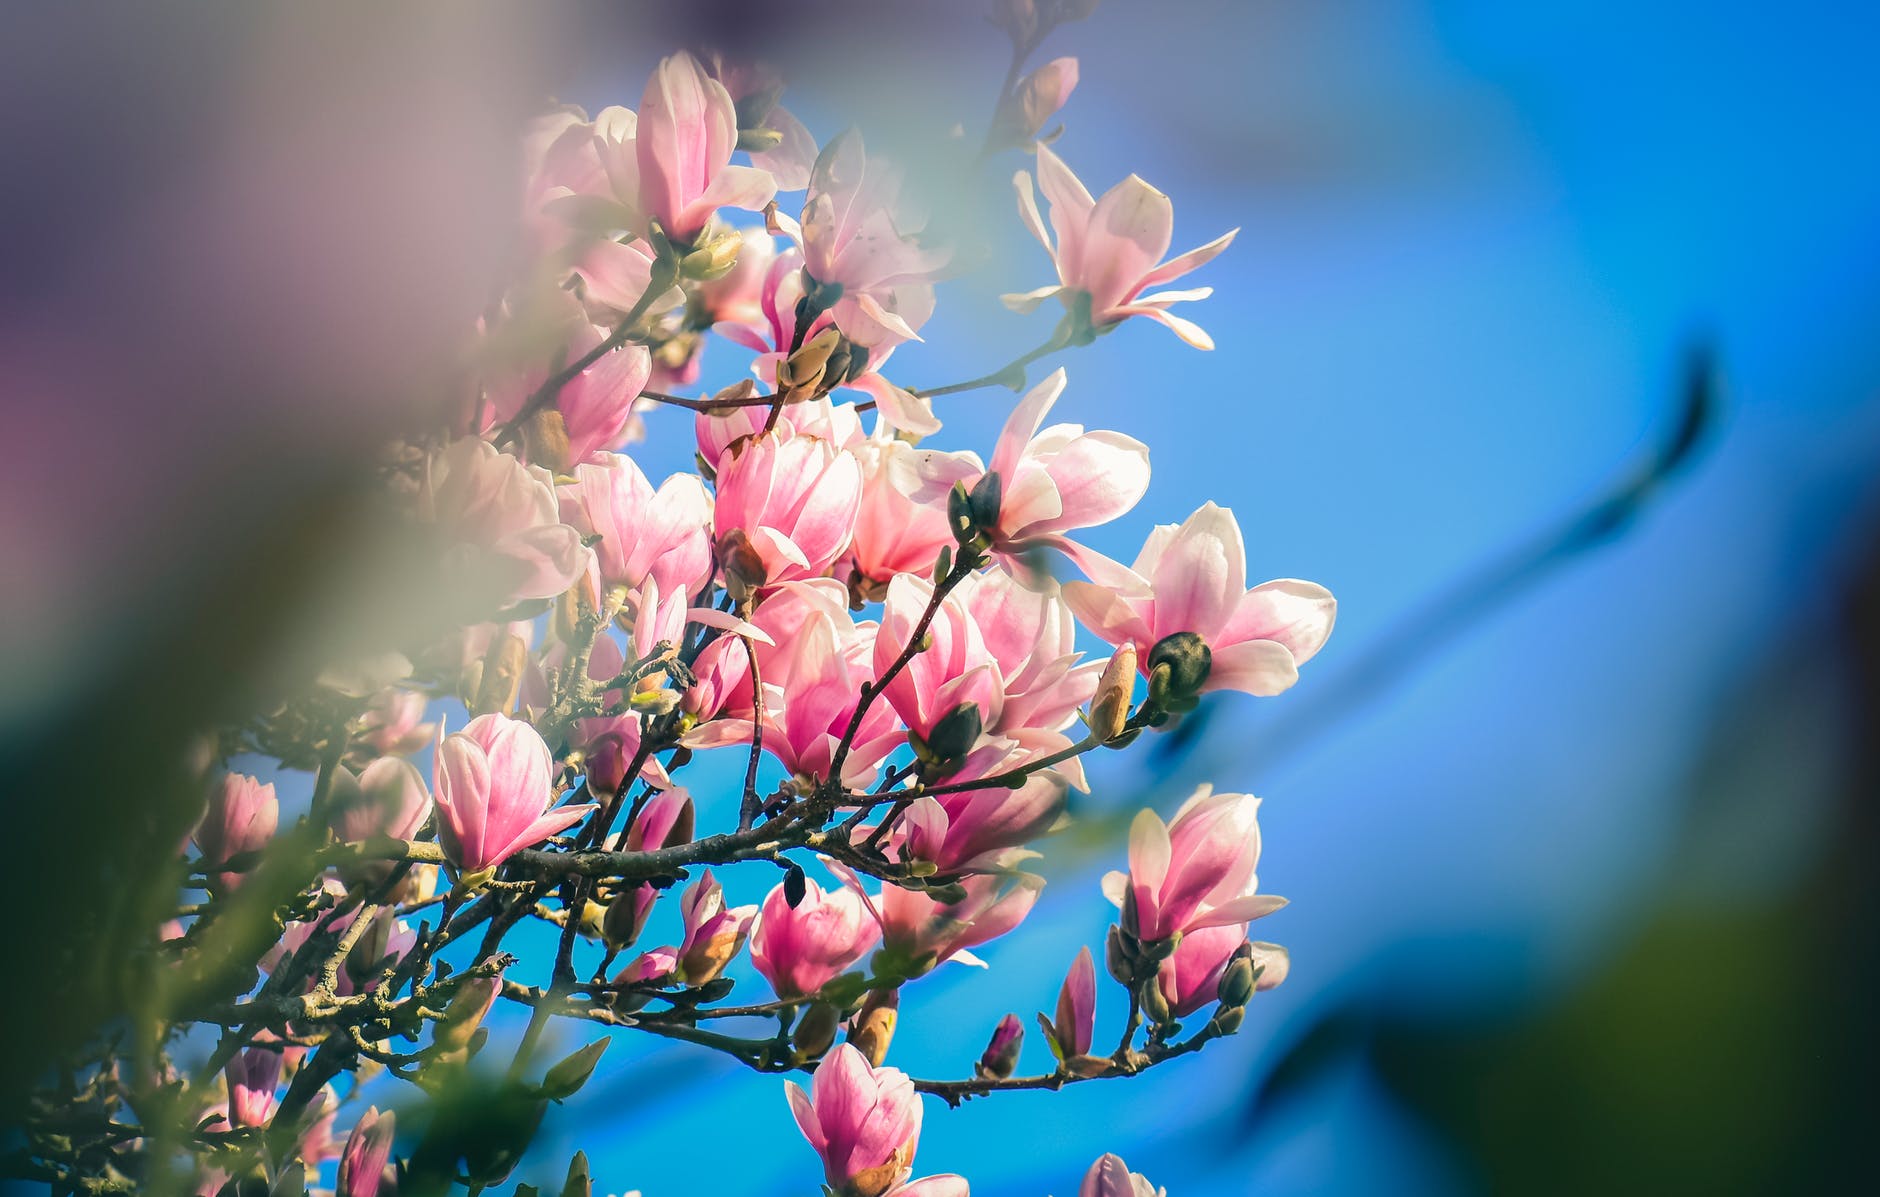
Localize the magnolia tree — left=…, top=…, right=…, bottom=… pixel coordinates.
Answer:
left=14, top=5, right=1335, bottom=1195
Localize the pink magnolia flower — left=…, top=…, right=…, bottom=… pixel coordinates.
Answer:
left=974, top=369, right=1149, bottom=552
left=712, top=429, right=863, bottom=588
left=785, top=1043, right=931, bottom=1197
left=635, top=52, right=776, bottom=244
left=848, top=438, right=982, bottom=590
left=888, top=735, right=1076, bottom=874
left=224, top=1048, right=282, bottom=1128
left=874, top=574, right=1001, bottom=755
left=519, top=107, right=607, bottom=256
left=432, top=714, right=597, bottom=877
left=749, top=876, right=881, bottom=1000
left=193, top=773, right=278, bottom=891
left=1061, top=501, right=1335, bottom=697
left=673, top=869, right=758, bottom=984
left=355, top=688, right=435, bottom=757
left=327, top=758, right=431, bottom=844
left=1046, top=946, right=1096, bottom=1059
left=1080, top=1154, right=1164, bottom=1197
left=682, top=581, right=900, bottom=785
left=299, top=1086, right=339, bottom=1167
left=337, top=1107, right=396, bottom=1197
left=559, top=453, right=714, bottom=599
left=1102, top=786, right=1286, bottom=942
left=958, top=568, right=1101, bottom=737
left=794, top=130, right=950, bottom=349
left=478, top=294, right=655, bottom=465
left=615, top=947, right=680, bottom=985
left=711, top=244, right=938, bottom=435
left=426, top=438, right=592, bottom=608
left=695, top=391, right=865, bottom=476
left=1007, top=142, right=1236, bottom=349
left=854, top=872, right=1043, bottom=977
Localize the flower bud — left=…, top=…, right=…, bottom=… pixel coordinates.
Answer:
left=1090, top=644, right=1136, bottom=744
left=436, top=974, right=502, bottom=1053
left=336, top=1107, right=395, bottom=1197
left=736, top=125, right=784, bottom=153
left=914, top=701, right=983, bottom=773
left=1217, top=942, right=1257, bottom=1009
left=540, top=1038, right=608, bottom=1101
left=792, top=1002, right=841, bottom=1063
left=469, top=631, right=531, bottom=716
left=560, top=1151, right=592, bottom=1197
left=1211, top=1005, right=1245, bottom=1036
left=1147, top=631, right=1211, bottom=705
left=522, top=407, right=573, bottom=476
left=775, top=326, right=843, bottom=400
left=1104, top=924, right=1135, bottom=985
left=1138, top=975, right=1172, bottom=1027
left=716, top=527, right=769, bottom=605
left=1017, top=57, right=1079, bottom=136
left=847, top=987, right=900, bottom=1066
left=975, top=1013, right=1024, bottom=1080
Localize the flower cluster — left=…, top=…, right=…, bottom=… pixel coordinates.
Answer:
left=30, top=11, right=1339, bottom=1197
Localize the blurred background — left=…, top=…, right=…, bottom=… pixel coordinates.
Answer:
left=5, top=1, right=1878, bottom=1194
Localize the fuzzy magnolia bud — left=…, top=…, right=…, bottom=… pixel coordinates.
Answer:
left=910, top=701, right=983, bottom=773
left=947, top=471, right=1002, bottom=556
left=775, top=327, right=843, bottom=400
left=792, top=1002, right=841, bottom=1063
left=469, top=631, right=530, bottom=716
left=1090, top=643, right=1136, bottom=743
left=560, top=1151, right=592, bottom=1197
left=436, top=974, right=502, bottom=1053
left=1147, top=631, right=1211, bottom=708
left=522, top=407, right=573, bottom=476
left=540, top=1039, right=608, bottom=1101
left=975, top=1013, right=1024, bottom=1080
left=716, top=528, right=769, bottom=604
left=1217, top=942, right=1258, bottom=1009
left=1138, top=975, right=1172, bottom=1027
left=847, top=988, right=900, bottom=1066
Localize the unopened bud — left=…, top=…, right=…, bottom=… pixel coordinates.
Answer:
left=1090, top=644, right=1136, bottom=743
left=792, top=1002, right=841, bottom=1063
left=775, top=327, right=843, bottom=399
left=522, top=407, right=573, bottom=476
left=1146, top=631, right=1211, bottom=705
left=601, top=885, right=655, bottom=951
left=918, top=702, right=983, bottom=772
left=560, top=1152, right=592, bottom=1197
left=1211, top=1005, right=1245, bottom=1037
left=436, top=974, right=501, bottom=1053
left=1104, top=924, right=1135, bottom=985
left=975, top=1013, right=1024, bottom=1080
left=716, top=528, right=768, bottom=604
left=1217, top=943, right=1257, bottom=1009
left=540, top=1038, right=608, bottom=1101
left=733, top=84, right=784, bottom=131
left=470, top=632, right=529, bottom=716
left=847, top=988, right=900, bottom=1066
left=1138, top=976, right=1172, bottom=1027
